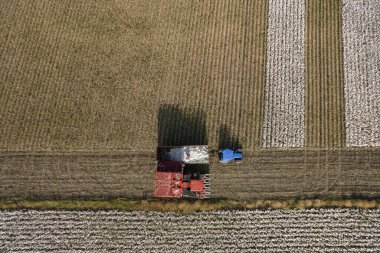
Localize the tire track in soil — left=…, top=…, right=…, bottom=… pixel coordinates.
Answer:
left=1, top=149, right=378, bottom=200
left=211, top=148, right=380, bottom=199
left=305, top=0, right=346, bottom=148
left=0, top=152, right=156, bottom=199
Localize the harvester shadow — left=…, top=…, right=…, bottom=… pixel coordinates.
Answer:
left=158, top=104, right=207, bottom=146
left=218, top=124, right=242, bottom=150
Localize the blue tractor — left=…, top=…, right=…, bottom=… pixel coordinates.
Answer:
left=219, top=148, right=243, bottom=163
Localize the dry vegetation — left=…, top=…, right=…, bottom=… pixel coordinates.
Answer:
left=305, top=0, right=346, bottom=148
left=1, top=209, right=380, bottom=252
left=0, top=0, right=164, bottom=152
left=157, top=0, right=269, bottom=149
left=0, top=0, right=269, bottom=152
left=211, top=148, right=380, bottom=199
left=0, top=0, right=379, bottom=203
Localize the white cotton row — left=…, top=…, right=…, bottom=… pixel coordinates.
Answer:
left=342, top=0, right=380, bottom=147
left=168, top=146, right=209, bottom=163
left=262, top=0, right=305, bottom=148
left=1, top=209, right=380, bottom=252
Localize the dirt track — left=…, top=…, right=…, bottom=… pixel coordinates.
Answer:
left=0, top=152, right=155, bottom=199
left=1, top=149, right=379, bottom=200
left=211, top=148, right=380, bottom=199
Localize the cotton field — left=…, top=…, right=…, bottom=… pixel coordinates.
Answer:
left=342, top=0, right=380, bottom=147
left=1, top=209, right=380, bottom=252
left=263, top=0, right=305, bottom=148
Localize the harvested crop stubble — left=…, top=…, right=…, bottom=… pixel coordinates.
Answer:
left=1, top=209, right=380, bottom=252
left=263, top=0, right=305, bottom=148
left=342, top=0, right=380, bottom=147
left=305, top=0, right=346, bottom=148
left=157, top=0, right=269, bottom=149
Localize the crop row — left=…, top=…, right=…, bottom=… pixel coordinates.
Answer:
left=1, top=209, right=380, bottom=252
left=342, top=0, right=380, bottom=147
left=263, top=0, right=305, bottom=148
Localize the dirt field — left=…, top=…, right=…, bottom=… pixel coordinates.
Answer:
left=1, top=149, right=379, bottom=200
left=0, top=151, right=155, bottom=199
left=0, top=0, right=269, bottom=152
left=0, top=0, right=379, bottom=201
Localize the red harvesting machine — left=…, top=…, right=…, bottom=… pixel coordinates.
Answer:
left=154, top=146, right=211, bottom=199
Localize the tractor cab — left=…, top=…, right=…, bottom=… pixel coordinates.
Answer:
left=219, top=148, right=243, bottom=163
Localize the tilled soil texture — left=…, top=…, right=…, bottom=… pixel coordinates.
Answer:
left=305, top=0, right=346, bottom=148
left=0, top=152, right=155, bottom=199
left=211, top=148, right=380, bottom=200
left=1, top=149, right=379, bottom=200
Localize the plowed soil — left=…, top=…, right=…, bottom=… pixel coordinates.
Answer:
left=211, top=148, right=380, bottom=199
left=1, top=149, right=379, bottom=200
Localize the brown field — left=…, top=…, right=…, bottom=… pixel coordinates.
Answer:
left=0, top=0, right=269, bottom=152
left=0, top=151, right=155, bottom=199
left=158, top=0, right=269, bottom=149
left=212, top=148, right=380, bottom=199
left=0, top=0, right=379, bottom=201
left=305, top=0, right=346, bottom=148
left=1, top=148, right=379, bottom=200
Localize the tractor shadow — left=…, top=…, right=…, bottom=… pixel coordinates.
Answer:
left=158, top=104, right=207, bottom=146
left=218, top=124, right=242, bottom=150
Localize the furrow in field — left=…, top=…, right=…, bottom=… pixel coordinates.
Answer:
left=262, top=0, right=305, bottom=148
left=342, top=0, right=380, bottom=147
left=0, top=152, right=155, bottom=199
left=211, top=149, right=380, bottom=199
left=305, top=0, right=346, bottom=148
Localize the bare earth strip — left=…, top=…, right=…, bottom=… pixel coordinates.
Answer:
left=342, top=0, right=380, bottom=147
left=1, top=149, right=379, bottom=200
left=305, top=0, right=346, bottom=148
left=262, top=0, right=305, bottom=148
left=0, top=152, right=155, bottom=199
left=211, top=148, right=380, bottom=199
left=1, top=209, right=380, bottom=252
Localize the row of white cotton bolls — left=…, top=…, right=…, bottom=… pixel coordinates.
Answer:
left=1, top=209, right=380, bottom=252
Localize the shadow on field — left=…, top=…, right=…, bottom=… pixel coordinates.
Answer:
left=218, top=124, right=242, bottom=150
left=158, top=104, right=207, bottom=146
